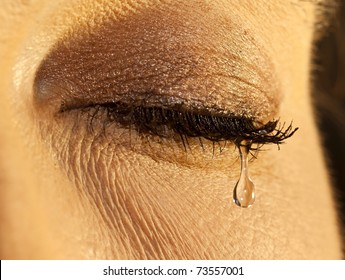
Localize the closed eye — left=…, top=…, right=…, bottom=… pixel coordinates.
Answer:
left=33, top=1, right=298, bottom=158
left=61, top=97, right=298, bottom=152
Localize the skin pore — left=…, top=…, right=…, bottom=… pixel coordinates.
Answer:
left=0, top=0, right=342, bottom=259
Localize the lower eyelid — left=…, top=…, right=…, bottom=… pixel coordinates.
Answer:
left=55, top=106, right=240, bottom=169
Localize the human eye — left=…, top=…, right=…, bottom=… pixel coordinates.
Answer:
left=58, top=95, right=296, bottom=154
left=6, top=0, right=342, bottom=260
left=32, top=1, right=298, bottom=211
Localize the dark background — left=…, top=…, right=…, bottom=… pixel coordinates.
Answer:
left=313, top=0, right=345, bottom=256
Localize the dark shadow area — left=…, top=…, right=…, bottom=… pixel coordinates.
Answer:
left=313, top=0, right=345, bottom=256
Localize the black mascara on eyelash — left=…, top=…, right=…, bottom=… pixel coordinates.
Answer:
left=77, top=101, right=298, bottom=151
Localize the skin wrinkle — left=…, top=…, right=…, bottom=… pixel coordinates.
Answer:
left=138, top=165, right=222, bottom=257
left=105, top=149, right=172, bottom=258
left=127, top=192, right=176, bottom=258
left=119, top=160, right=195, bottom=259
left=48, top=125, right=133, bottom=258
left=80, top=143, right=132, bottom=258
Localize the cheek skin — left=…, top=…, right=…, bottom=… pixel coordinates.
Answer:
left=39, top=113, right=244, bottom=259
left=0, top=0, right=342, bottom=259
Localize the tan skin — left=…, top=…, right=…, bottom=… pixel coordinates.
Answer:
left=0, top=0, right=342, bottom=259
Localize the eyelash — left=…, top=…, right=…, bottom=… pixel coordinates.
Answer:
left=75, top=101, right=298, bottom=152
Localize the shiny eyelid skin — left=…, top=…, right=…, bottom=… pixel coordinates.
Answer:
left=33, top=1, right=282, bottom=125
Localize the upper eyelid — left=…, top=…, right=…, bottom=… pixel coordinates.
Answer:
left=33, top=1, right=282, bottom=125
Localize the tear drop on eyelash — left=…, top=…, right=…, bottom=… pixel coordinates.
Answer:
left=233, top=141, right=255, bottom=208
